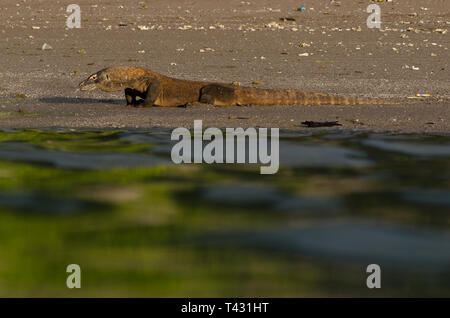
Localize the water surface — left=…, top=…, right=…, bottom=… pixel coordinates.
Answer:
left=0, top=129, right=448, bottom=297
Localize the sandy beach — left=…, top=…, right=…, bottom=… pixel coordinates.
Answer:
left=0, top=0, right=449, bottom=133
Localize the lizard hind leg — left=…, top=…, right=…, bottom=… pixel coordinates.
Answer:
left=200, top=84, right=237, bottom=106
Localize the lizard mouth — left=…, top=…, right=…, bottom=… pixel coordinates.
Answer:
left=78, top=80, right=97, bottom=91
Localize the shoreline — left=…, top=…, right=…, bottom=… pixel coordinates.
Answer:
left=0, top=98, right=448, bottom=134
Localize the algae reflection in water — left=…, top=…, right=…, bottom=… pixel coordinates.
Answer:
left=0, top=129, right=449, bottom=297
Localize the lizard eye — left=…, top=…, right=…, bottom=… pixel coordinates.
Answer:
left=89, top=74, right=98, bottom=81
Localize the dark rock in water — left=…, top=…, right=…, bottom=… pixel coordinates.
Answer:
left=279, top=141, right=373, bottom=168
left=0, top=192, right=106, bottom=215
left=0, top=142, right=169, bottom=170
left=362, top=138, right=450, bottom=157
left=402, top=189, right=450, bottom=206
left=201, top=184, right=340, bottom=213
left=201, top=221, right=450, bottom=271
left=202, top=184, right=283, bottom=207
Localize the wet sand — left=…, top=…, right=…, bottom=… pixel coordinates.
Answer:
left=0, top=0, right=449, bottom=133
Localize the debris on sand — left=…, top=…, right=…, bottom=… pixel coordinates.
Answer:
left=302, top=121, right=342, bottom=128
left=415, top=93, right=431, bottom=97
left=199, top=48, right=215, bottom=53
left=41, top=43, right=53, bottom=50
left=435, top=28, right=448, bottom=34
left=279, top=17, right=296, bottom=22
left=229, top=116, right=250, bottom=120
left=350, top=119, right=364, bottom=125
left=408, top=93, right=432, bottom=99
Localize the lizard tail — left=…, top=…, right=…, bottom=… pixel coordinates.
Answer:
left=236, top=88, right=395, bottom=106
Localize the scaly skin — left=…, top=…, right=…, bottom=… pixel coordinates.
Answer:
left=79, top=66, right=395, bottom=107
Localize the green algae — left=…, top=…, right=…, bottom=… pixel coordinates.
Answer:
left=0, top=130, right=153, bottom=152
left=0, top=130, right=448, bottom=297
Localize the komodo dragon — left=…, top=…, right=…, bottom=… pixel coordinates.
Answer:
left=79, top=66, right=393, bottom=107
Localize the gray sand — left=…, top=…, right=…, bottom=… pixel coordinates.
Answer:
left=0, top=0, right=449, bottom=133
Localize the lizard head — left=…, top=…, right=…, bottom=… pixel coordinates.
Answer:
left=79, top=68, right=122, bottom=92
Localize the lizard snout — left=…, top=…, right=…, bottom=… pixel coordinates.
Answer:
left=79, top=79, right=97, bottom=91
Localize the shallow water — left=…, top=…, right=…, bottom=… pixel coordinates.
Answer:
left=0, top=129, right=448, bottom=297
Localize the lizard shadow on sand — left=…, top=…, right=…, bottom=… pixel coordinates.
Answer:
left=39, top=97, right=123, bottom=105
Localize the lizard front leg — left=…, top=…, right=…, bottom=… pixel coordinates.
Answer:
left=140, top=78, right=162, bottom=107
left=125, top=88, right=136, bottom=106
